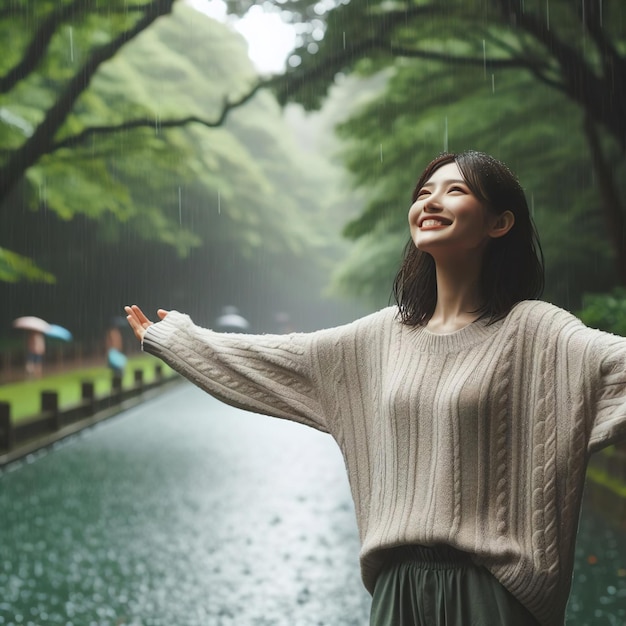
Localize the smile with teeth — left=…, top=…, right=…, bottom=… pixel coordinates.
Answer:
left=420, top=218, right=450, bottom=229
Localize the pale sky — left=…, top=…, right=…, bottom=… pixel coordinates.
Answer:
left=186, top=0, right=297, bottom=74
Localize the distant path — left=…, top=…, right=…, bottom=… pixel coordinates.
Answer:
left=0, top=384, right=624, bottom=625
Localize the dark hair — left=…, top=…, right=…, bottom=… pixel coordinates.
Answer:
left=393, top=150, right=544, bottom=325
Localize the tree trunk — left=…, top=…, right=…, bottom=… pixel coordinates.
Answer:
left=583, top=115, right=626, bottom=284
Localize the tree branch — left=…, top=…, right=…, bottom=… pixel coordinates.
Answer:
left=275, top=3, right=448, bottom=104
left=496, top=0, right=625, bottom=148
left=583, top=114, right=626, bottom=283
left=0, top=0, right=86, bottom=93
left=386, top=45, right=545, bottom=71
left=578, top=0, right=626, bottom=96
left=48, top=81, right=269, bottom=153
left=277, top=35, right=548, bottom=104
left=0, top=0, right=179, bottom=205
left=0, top=1, right=152, bottom=94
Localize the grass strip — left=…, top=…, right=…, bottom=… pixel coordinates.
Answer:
left=0, top=355, right=173, bottom=423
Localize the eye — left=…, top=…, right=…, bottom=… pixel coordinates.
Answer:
left=449, top=185, right=466, bottom=194
left=416, top=188, right=430, bottom=198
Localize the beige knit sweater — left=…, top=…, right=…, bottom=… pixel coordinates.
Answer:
left=142, top=300, right=626, bottom=626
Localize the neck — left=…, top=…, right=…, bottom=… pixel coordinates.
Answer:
left=428, top=255, right=483, bottom=333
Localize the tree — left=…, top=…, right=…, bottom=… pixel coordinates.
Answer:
left=241, top=0, right=626, bottom=285
left=271, top=1, right=625, bottom=145
left=0, top=2, right=367, bottom=338
left=0, top=0, right=267, bottom=281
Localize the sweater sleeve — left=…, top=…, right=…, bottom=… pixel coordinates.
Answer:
left=585, top=327, right=626, bottom=453
left=141, top=310, right=387, bottom=434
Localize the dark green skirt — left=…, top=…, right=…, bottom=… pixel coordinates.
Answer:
left=370, top=545, right=540, bottom=626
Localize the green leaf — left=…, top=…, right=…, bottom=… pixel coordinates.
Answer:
left=0, top=247, right=55, bottom=283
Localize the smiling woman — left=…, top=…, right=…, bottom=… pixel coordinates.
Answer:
left=398, top=151, right=543, bottom=331
left=123, top=151, right=626, bottom=626
left=409, top=164, right=512, bottom=267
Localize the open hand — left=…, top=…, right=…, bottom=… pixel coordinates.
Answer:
left=124, top=305, right=168, bottom=342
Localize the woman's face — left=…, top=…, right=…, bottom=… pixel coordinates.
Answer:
left=408, top=162, right=497, bottom=261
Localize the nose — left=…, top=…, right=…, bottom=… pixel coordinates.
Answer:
left=423, top=195, right=443, bottom=212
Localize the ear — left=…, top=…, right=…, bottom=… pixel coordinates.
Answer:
left=488, top=210, right=515, bottom=239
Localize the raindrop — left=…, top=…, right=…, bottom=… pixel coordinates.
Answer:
left=482, top=39, right=487, bottom=79
left=546, top=0, right=550, bottom=30
left=343, top=31, right=346, bottom=50
left=217, top=191, right=221, bottom=215
left=69, top=27, right=74, bottom=63
left=599, top=0, right=603, bottom=26
left=581, top=0, right=587, bottom=52
left=379, top=143, right=383, bottom=162
left=178, top=187, right=182, bottom=224
left=443, top=116, right=448, bottom=152
left=491, top=74, right=496, bottom=93
left=38, top=180, right=47, bottom=212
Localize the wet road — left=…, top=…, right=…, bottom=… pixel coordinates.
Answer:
left=0, top=384, right=624, bottom=625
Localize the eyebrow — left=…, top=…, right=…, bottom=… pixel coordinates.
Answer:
left=421, top=178, right=467, bottom=188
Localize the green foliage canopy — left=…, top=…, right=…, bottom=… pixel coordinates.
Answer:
left=330, top=60, right=620, bottom=308
left=0, top=0, right=366, bottom=338
left=0, top=0, right=328, bottom=282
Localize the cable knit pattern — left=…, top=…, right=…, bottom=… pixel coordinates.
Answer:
left=142, top=301, right=626, bottom=626
left=493, top=330, right=512, bottom=547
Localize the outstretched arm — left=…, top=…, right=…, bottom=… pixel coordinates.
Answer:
left=123, top=303, right=389, bottom=437
left=586, top=328, right=626, bottom=453
left=124, top=304, right=334, bottom=432
left=125, top=305, right=168, bottom=342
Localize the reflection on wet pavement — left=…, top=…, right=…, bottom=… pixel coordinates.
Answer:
left=0, top=385, right=369, bottom=625
left=0, top=384, right=624, bottom=625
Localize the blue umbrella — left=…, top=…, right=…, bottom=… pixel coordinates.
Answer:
left=45, top=324, right=73, bottom=342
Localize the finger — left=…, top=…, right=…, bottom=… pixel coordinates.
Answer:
left=124, top=305, right=139, bottom=323
left=124, top=305, right=135, bottom=320
left=131, top=305, right=152, bottom=326
left=125, top=316, right=142, bottom=340
left=125, top=312, right=140, bottom=332
left=157, top=309, right=169, bottom=320
left=124, top=307, right=136, bottom=325
left=124, top=307, right=142, bottom=332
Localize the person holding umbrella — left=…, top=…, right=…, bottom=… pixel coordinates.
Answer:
left=25, top=330, right=45, bottom=377
left=12, top=316, right=73, bottom=377
left=12, top=316, right=49, bottom=378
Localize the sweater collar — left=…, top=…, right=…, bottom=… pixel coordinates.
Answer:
left=405, top=316, right=506, bottom=353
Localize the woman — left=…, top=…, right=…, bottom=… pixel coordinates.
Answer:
left=25, top=329, right=45, bottom=378
left=126, top=151, right=626, bottom=626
